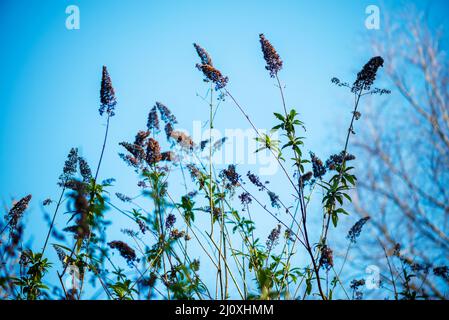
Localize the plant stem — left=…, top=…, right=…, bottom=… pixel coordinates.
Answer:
left=275, top=74, right=327, bottom=300
left=41, top=187, right=66, bottom=255
left=94, top=115, right=111, bottom=181
left=209, top=86, right=215, bottom=236
left=77, top=114, right=111, bottom=299
left=321, top=90, right=362, bottom=245
left=224, top=89, right=300, bottom=195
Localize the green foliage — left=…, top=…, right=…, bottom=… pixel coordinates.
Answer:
left=109, top=279, right=136, bottom=300
left=320, top=165, right=356, bottom=227
left=13, top=250, right=51, bottom=300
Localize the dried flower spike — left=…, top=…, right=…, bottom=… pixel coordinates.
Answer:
left=170, top=130, right=196, bottom=150
left=116, top=192, right=132, bottom=203
left=266, top=224, right=281, bottom=250
left=119, top=142, right=146, bottom=167
left=161, top=151, right=176, bottom=162
left=108, top=240, right=137, bottom=264
left=165, top=213, right=176, bottom=229
left=196, top=63, right=229, bottom=90
left=200, top=140, right=209, bottom=151
left=134, top=130, right=150, bottom=147
left=267, top=191, right=281, bottom=209
left=319, top=245, right=334, bottom=270
left=193, top=43, right=213, bottom=66
left=259, top=34, right=283, bottom=78
left=78, top=156, right=92, bottom=183
left=310, top=152, right=326, bottom=179
left=239, top=192, right=252, bottom=206
left=247, top=171, right=266, bottom=191
left=58, top=148, right=79, bottom=187
left=350, top=279, right=365, bottom=291
left=156, top=102, right=177, bottom=125
left=7, top=194, right=32, bottom=232
left=219, top=165, right=241, bottom=189
left=352, top=56, right=384, bottom=93
left=326, top=151, right=356, bottom=170
left=146, top=138, right=162, bottom=164
left=347, top=217, right=370, bottom=243
left=147, top=106, right=160, bottom=132
left=99, top=66, right=117, bottom=116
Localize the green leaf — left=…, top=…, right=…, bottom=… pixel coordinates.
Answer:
left=332, top=213, right=339, bottom=227
left=273, top=112, right=285, bottom=121
left=346, top=175, right=356, bottom=185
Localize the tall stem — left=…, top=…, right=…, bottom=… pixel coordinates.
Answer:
left=209, top=86, right=215, bottom=235
left=77, top=114, right=111, bottom=299
left=224, top=89, right=299, bottom=195
left=321, top=90, right=362, bottom=245
left=208, top=86, right=223, bottom=298
left=275, top=74, right=327, bottom=300
left=41, top=187, right=66, bottom=255
left=94, top=115, right=111, bottom=181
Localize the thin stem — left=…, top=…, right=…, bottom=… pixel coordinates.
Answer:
left=41, top=187, right=66, bottom=255
left=321, top=90, right=363, bottom=245
left=77, top=113, right=111, bottom=299
left=206, top=231, right=245, bottom=299
left=275, top=74, right=327, bottom=300
left=224, top=89, right=299, bottom=195
left=330, top=266, right=350, bottom=299
left=277, top=201, right=301, bottom=298
left=381, top=242, right=398, bottom=300
left=127, top=248, right=164, bottom=295
left=275, top=74, right=288, bottom=116
left=239, top=185, right=306, bottom=249
left=94, top=115, right=111, bottom=181
left=166, top=192, right=220, bottom=269
left=209, top=86, right=215, bottom=235
left=209, top=86, right=223, bottom=298
left=337, top=243, right=352, bottom=278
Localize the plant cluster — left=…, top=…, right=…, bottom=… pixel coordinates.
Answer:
left=2, top=34, right=440, bottom=301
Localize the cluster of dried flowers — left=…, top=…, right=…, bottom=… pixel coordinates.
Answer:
left=194, top=43, right=228, bottom=90
left=7, top=194, right=32, bottom=233
left=99, top=66, right=117, bottom=116
left=6, top=31, right=444, bottom=302
left=119, top=106, right=179, bottom=169
left=259, top=33, right=283, bottom=77
left=108, top=240, right=137, bottom=264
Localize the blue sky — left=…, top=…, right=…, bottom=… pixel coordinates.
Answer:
left=0, top=0, right=390, bottom=205
left=1, top=0, right=448, bottom=298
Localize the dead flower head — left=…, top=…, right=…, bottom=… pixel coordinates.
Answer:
left=146, top=138, right=162, bottom=164
left=196, top=63, right=229, bottom=90
left=99, top=66, right=117, bottom=116
left=170, top=130, right=196, bottom=150
left=193, top=43, right=213, bottom=66
left=259, top=33, right=283, bottom=77
left=352, top=56, right=384, bottom=93
left=7, top=194, right=32, bottom=233
left=108, top=240, right=137, bottom=264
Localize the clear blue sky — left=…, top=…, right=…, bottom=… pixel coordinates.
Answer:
left=1, top=0, right=448, bottom=298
